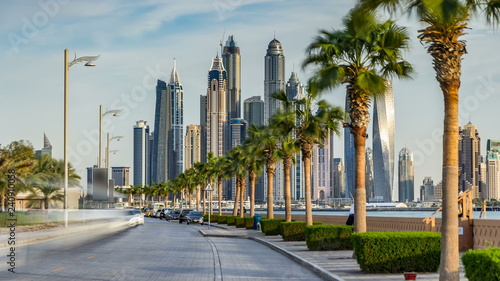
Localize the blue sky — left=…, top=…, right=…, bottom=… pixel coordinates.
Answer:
left=1, top=0, right=500, bottom=200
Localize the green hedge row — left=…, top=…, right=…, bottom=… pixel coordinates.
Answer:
left=236, top=217, right=245, bottom=228
left=351, top=232, right=441, bottom=273
left=260, top=219, right=285, bottom=235
left=462, top=248, right=500, bottom=281
left=281, top=221, right=322, bottom=241
left=244, top=217, right=254, bottom=229
left=226, top=216, right=238, bottom=226
left=217, top=215, right=228, bottom=224
left=305, top=225, right=353, bottom=250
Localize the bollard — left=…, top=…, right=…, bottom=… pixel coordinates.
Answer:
left=404, top=272, right=417, bottom=280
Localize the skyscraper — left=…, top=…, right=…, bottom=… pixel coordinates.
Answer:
left=312, top=133, right=331, bottom=202
left=222, top=35, right=241, bottom=120
left=486, top=152, right=500, bottom=200
left=420, top=177, right=434, bottom=202
left=112, top=166, right=130, bottom=187
left=398, top=147, right=414, bottom=202
left=244, top=96, right=264, bottom=127
left=133, top=120, right=150, bottom=186
left=206, top=56, right=228, bottom=158
left=168, top=60, right=184, bottom=181
left=35, top=133, right=53, bottom=159
left=228, top=118, right=248, bottom=199
left=372, top=80, right=395, bottom=202
left=264, top=37, right=285, bottom=123
left=184, top=125, right=201, bottom=170
left=459, top=122, right=482, bottom=198
left=333, top=158, right=345, bottom=198
left=365, top=147, right=374, bottom=201
left=152, top=61, right=184, bottom=183
left=152, top=80, right=170, bottom=183
left=200, top=95, right=208, bottom=163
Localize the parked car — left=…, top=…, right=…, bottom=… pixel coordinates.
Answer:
left=186, top=211, right=204, bottom=225
left=166, top=210, right=180, bottom=221
left=178, top=209, right=193, bottom=224
left=153, top=208, right=163, bottom=218
left=143, top=208, right=152, bottom=217
left=158, top=208, right=170, bottom=220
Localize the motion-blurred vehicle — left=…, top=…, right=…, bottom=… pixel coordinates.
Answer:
left=158, top=208, right=169, bottom=220
left=186, top=211, right=204, bottom=225
left=143, top=208, right=152, bottom=217
left=166, top=210, right=180, bottom=221
left=125, top=209, right=144, bottom=226
left=178, top=209, right=193, bottom=224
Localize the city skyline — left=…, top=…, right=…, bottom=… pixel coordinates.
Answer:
left=2, top=1, right=500, bottom=201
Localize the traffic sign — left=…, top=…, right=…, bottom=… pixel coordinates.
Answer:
left=205, top=183, right=214, bottom=191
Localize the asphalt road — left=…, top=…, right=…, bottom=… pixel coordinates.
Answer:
left=0, top=217, right=323, bottom=281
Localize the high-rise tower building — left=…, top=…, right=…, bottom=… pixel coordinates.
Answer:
left=222, top=35, right=241, bottom=120
left=486, top=152, right=500, bottom=200
left=398, top=147, right=414, bottom=202
left=372, top=80, right=395, bottom=202
left=420, top=177, right=434, bottom=202
left=168, top=60, right=184, bottom=181
left=264, top=38, right=285, bottom=123
left=133, top=120, right=150, bottom=186
left=112, top=166, right=130, bottom=187
left=152, top=61, right=184, bottom=183
left=365, top=148, right=374, bottom=201
left=206, top=56, right=228, bottom=158
left=200, top=95, right=208, bottom=163
left=185, top=125, right=201, bottom=170
left=35, top=133, right=53, bottom=159
left=312, top=133, right=331, bottom=202
left=459, top=122, right=482, bottom=198
left=332, top=158, right=345, bottom=198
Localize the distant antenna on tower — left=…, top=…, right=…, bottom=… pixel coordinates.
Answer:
left=274, top=30, right=276, bottom=39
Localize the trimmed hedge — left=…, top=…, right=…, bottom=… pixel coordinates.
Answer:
left=217, top=215, right=228, bottom=224
left=306, top=225, right=353, bottom=250
left=244, top=217, right=254, bottom=229
left=462, top=248, right=500, bottom=281
left=260, top=219, right=285, bottom=236
left=351, top=232, right=441, bottom=273
left=282, top=221, right=322, bottom=241
left=210, top=214, right=218, bottom=223
left=226, top=216, right=238, bottom=226
left=236, top=217, right=246, bottom=228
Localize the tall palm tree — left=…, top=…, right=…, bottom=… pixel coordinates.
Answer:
left=213, top=156, right=230, bottom=215
left=270, top=105, right=300, bottom=222
left=227, top=146, right=249, bottom=217
left=274, top=91, right=344, bottom=226
left=303, top=7, right=413, bottom=230
left=26, top=184, right=64, bottom=210
left=358, top=1, right=500, bottom=279
left=248, top=124, right=281, bottom=219
left=241, top=138, right=265, bottom=217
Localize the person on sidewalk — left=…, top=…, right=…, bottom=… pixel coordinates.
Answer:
left=346, top=204, right=354, bottom=225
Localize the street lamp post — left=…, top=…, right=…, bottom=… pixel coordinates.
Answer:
left=205, top=183, right=214, bottom=229
left=64, top=49, right=99, bottom=227
left=98, top=105, right=121, bottom=168
left=106, top=133, right=123, bottom=169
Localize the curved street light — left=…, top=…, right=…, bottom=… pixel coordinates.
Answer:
left=64, top=49, right=99, bottom=227
left=106, top=133, right=123, bottom=169
left=98, top=105, right=122, bottom=168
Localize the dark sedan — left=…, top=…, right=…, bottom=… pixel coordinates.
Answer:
left=186, top=211, right=204, bottom=225
left=166, top=210, right=180, bottom=221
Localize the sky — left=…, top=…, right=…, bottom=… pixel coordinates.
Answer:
left=1, top=0, right=500, bottom=200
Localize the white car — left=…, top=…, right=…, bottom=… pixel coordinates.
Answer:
left=126, top=209, right=144, bottom=226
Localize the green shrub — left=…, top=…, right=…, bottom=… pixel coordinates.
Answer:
left=210, top=214, right=218, bottom=223
left=226, top=216, right=238, bottom=226
left=282, top=221, right=322, bottom=241
left=462, top=248, right=500, bottom=281
left=244, top=217, right=254, bottom=229
left=351, top=232, right=441, bottom=273
left=236, top=217, right=246, bottom=228
left=260, top=219, right=285, bottom=235
left=306, top=225, right=353, bottom=250
left=217, top=215, right=228, bottom=224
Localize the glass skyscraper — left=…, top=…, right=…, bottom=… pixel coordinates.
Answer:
left=372, top=80, right=395, bottom=202
left=206, top=56, right=228, bottom=158
left=398, top=147, right=414, bottom=202
left=133, top=120, right=150, bottom=186
left=223, top=35, right=241, bottom=120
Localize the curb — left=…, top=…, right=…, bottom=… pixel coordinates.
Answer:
left=199, top=228, right=344, bottom=281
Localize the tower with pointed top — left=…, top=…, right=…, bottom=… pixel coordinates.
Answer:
left=206, top=56, right=228, bottom=158
left=152, top=60, right=183, bottom=183
left=36, top=133, right=53, bottom=158
left=223, top=35, right=241, bottom=120
left=264, top=38, right=285, bottom=124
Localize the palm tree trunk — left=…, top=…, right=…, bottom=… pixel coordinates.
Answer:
left=202, top=188, right=206, bottom=214
left=233, top=178, right=241, bottom=216
left=266, top=162, right=275, bottom=219
left=239, top=176, right=246, bottom=218
left=284, top=157, right=292, bottom=222
left=353, top=131, right=367, bottom=233
left=249, top=171, right=256, bottom=217
left=302, top=145, right=313, bottom=226
left=218, top=177, right=223, bottom=215
left=439, top=88, right=460, bottom=281
left=196, top=186, right=200, bottom=211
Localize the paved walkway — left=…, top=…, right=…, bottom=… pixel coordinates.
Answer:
left=199, top=223, right=467, bottom=281
left=1, top=221, right=467, bottom=281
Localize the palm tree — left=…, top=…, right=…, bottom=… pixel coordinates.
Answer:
left=241, top=138, right=265, bottom=217
left=213, top=156, right=230, bottom=215
left=358, top=1, right=499, bottom=279
left=274, top=91, right=344, bottom=226
left=303, top=7, right=413, bottom=230
left=227, top=146, right=249, bottom=217
left=248, top=124, right=281, bottom=219
left=26, top=184, right=64, bottom=210
left=270, top=105, right=300, bottom=222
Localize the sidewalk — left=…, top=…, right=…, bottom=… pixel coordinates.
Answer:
left=199, top=223, right=467, bottom=281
